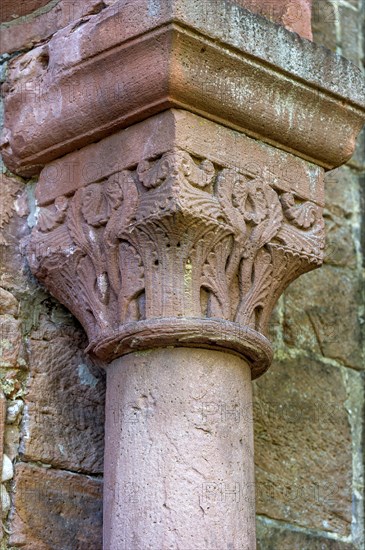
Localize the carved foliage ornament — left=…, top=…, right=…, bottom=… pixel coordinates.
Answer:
left=29, top=149, right=324, bottom=377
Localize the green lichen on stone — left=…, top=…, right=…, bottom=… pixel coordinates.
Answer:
left=0, top=379, right=15, bottom=397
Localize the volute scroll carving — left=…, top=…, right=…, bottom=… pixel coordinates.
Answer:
left=29, top=148, right=324, bottom=378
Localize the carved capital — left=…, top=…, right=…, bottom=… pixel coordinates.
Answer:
left=28, top=110, right=324, bottom=378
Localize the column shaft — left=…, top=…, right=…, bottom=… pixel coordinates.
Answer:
left=103, top=348, right=255, bottom=549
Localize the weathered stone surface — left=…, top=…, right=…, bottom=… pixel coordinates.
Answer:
left=1, top=485, right=10, bottom=518
left=1, top=453, right=13, bottom=481
left=0, top=0, right=312, bottom=56
left=9, top=463, right=103, bottom=549
left=311, top=0, right=337, bottom=52
left=237, top=0, right=312, bottom=38
left=0, top=2, right=363, bottom=549
left=285, top=161, right=363, bottom=369
left=349, top=125, right=365, bottom=170
left=0, top=287, right=19, bottom=316
left=0, top=174, right=29, bottom=301
left=34, top=110, right=324, bottom=207
left=0, top=315, right=21, bottom=367
left=0, top=390, right=5, bottom=479
left=257, top=519, right=357, bottom=549
left=21, top=314, right=105, bottom=473
left=2, top=0, right=364, bottom=175
left=323, top=166, right=359, bottom=269
left=283, top=266, right=363, bottom=369
left=324, top=167, right=358, bottom=220
left=105, top=348, right=255, bottom=549
left=4, top=423, right=21, bottom=462
left=339, top=6, right=363, bottom=67
left=0, top=0, right=50, bottom=23
left=0, top=173, right=23, bottom=245
left=0, top=0, right=109, bottom=54
left=6, top=398, right=23, bottom=424
left=253, top=356, right=352, bottom=536
left=312, top=0, right=364, bottom=69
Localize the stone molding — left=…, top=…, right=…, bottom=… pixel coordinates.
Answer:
left=1, top=0, right=365, bottom=176
left=28, top=110, right=324, bottom=378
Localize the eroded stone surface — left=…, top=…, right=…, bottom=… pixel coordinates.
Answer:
left=257, top=519, right=356, bottom=549
left=253, top=356, right=352, bottom=536
left=284, top=266, right=363, bottom=369
left=0, top=391, right=5, bottom=479
left=0, top=0, right=108, bottom=54
left=0, top=287, right=19, bottom=316
left=282, top=163, right=364, bottom=370
left=0, top=173, right=23, bottom=246
left=2, top=0, right=364, bottom=175
left=4, top=423, right=21, bottom=462
left=0, top=315, right=21, bottom=367
left=0, top=0, right=312, bottom=58
left=0, top=0, right=50, bottom=23
left=21, top=315, right=105, bottom=473
left=1, top=3, right=363, bottom=548
left=237, top=0, right=312, bottom=38
left=9, top=463, right=103, bottom=549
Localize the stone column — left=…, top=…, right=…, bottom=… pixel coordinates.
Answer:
left=24, top=108, right=330, bottom=548
left=104, top=349, right=255, bottom=549
left=1, top=1, right=364, bottom=548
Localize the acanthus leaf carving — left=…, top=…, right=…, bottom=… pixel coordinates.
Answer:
left=29, top=147, right=325, bottom=376
left=280, top=192, right=319, bottom=228
left=235, top=248, right=273, bottom=328
left=201, top=236, right=234, bottom=319
left=38, top=196, right=68, bottom=233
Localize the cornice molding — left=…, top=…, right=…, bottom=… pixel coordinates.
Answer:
left=2, top=0, right=365, bottom=176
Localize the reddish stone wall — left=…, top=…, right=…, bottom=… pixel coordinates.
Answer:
left=256, top=2, right=365, bottom=546
left=0, top=1, right=364, bottom=549
left=0, top=176, right=105, bottom=547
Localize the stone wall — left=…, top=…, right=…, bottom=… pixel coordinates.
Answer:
left=256, top=1, right=365, bottom=547
left=0, top=1, right=364, bottom=549
left=1, top=3, right=106, bottom=548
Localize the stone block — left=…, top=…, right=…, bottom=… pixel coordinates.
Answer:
left=340, top=6, right=362, bottom=67
left=0, top=315, right=21, bottom=367
left=9, top=463, right=103, bottom=549
left=235, top=0, right=312, bottom=38
left=0, top=0, right=108, bottom=54
left=21, top=314, right=105, bottom=473
left=253, top=356, right=352, bottom=536
left=4, top=423, right=20, bottom=462
left=0, top=173, right=23, bottom=245
left=311, top=0, right=337, bottom=52
left=322, top=166, right=359, bottom=269
left=257, top=519, right=357, bottom=549
left=0, top=287, right=19, bottom=316
left=324, top=166, right=358, bottom=219
left=283, top=265, right=363, bottom=369
left=0, top=173, right=28, bottom=299
left=349, top=125, right=365, bottom=170
left=0, top=390, right=5, bottom=476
